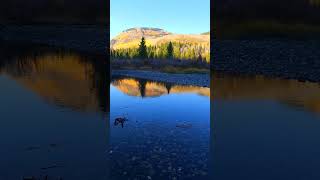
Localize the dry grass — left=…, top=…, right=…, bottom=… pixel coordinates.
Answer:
left=111, top=58, right=209, bottom=74
left=161, top=66, right=209, bottom=74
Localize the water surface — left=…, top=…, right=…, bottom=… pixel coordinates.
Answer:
left=1, top=43, right=320, bottom=179
left=0, top=43, right=109, bottom=180
left=211, top=73, right=320, bottom=180
left=109, top=77, right=210, bottom=180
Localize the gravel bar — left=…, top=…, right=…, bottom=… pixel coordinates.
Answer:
left=212, top=39, right=320, bottom=82
left=0, top=25, right=108, bottom=54
left=112, top=70, right=210, bottom=87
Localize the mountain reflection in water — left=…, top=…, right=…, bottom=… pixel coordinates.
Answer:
left=212, top=73, right=320, bottom=114
left=109, top=77, right=210, bottom=180
left=0, top=43, right=109, bottom=113
left=0, top=43, right=110, bottom=180
left=211, top=73, right=320, bottom=180
left=111, top=77, right=210, bottom=98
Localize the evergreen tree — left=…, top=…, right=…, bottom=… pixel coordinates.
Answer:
left=198, top=53, right=203, bottom=62
left=110, top=40, right=210, bottom=62
left=138, top=37, right=148, bottom=59
left=167, top=41, right=174, bottom=59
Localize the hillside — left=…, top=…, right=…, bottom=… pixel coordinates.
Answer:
left=111, top=27, right=210, bottom=50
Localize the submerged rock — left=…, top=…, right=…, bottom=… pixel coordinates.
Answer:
left=176, top=123, right=192, bottom=129
left=114, top=117, right=128, bottom=128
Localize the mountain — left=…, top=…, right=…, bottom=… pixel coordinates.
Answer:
left=111, top=27, right=210, bottom=50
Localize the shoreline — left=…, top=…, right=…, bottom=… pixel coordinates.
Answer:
left=2, top=26, right=320, bottom=83
left=213, top=39, right=320, bottom=83
left=112, top=69, right=210, bottom=87
left=0, top=25, right=108, bottom=55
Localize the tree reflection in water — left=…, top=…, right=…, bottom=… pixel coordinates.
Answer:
left=111, top=76, right=210, bottom=98
left=211, top=72, right=320, bottom=114
left=0, top=42, right=110, bottom=114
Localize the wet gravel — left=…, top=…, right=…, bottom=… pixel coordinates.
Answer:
left=108, top=120, right=210, bottom=180
left=212, top=39, right=320, bottom=82
left=112, top=70, right=210, bottom=87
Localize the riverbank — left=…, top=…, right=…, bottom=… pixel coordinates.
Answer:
left=112, top=69, right=210, bottom=87
left=111, top=58, right=210, bottom=74
left=0, top=25, right=108, bottom=54
left=212, top=39, right=320, bottom=82
left=2, top=26, right=320, bottom=83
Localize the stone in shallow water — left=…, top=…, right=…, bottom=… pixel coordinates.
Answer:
left=176, top=123, right=192, bottom=129
left=23, top=177, right=35, bottom=180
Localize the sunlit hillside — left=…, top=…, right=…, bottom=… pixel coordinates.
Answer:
left=111, top=27, right=210, bottom=61
left=111, top=27, right=210, bottom=49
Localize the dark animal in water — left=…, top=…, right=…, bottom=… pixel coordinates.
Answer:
left=114, top=117, right=127, bottom=128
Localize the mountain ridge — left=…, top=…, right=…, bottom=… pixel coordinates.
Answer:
left=111, top=27, right=210, bottom=49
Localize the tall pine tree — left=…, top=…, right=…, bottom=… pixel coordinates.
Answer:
left=167, top=41, right=174, bottom=59
left=138, top=37, right=148, bottom=59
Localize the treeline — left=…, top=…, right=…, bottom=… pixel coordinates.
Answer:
left=215, top=0, right=320, bottom=24
left=110, top=38, right=210, bottom=62
left=0, top=0, right=107, bottom=24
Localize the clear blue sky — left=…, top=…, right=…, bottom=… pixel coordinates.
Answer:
left=110, top=0, right=210, bottom=39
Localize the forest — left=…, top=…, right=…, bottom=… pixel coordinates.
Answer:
left=213, top=0, right=320, bottom=38
left=0, top=0, right=107, bottom=24
left=111, top=38, right=210, bottom=63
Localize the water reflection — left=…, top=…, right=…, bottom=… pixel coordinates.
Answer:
left=111, top=76, right=210, bottom=98
left=212, top=73, right=320, bottom=114
left=0, top=42, right=110, bottom=179
left=0, top=42, right=109, bottom=113
left=110, top=78, right=210, bottom=180
left=211, top=73, right=320, bottom=180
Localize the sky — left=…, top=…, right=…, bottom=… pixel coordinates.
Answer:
left=110, top=0, right=210, bottom=39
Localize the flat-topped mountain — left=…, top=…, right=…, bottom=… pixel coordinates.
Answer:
left=123, top=27, right=170, bottom=35
left=111, top=27, right=210, bottom=49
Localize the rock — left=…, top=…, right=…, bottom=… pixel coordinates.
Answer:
left=176, top=123, right=192, bottom=129
left=22, top=177, right=35, bottom=180
left=114, top=117, right=128, bottom=128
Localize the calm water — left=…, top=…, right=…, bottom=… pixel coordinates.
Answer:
left=0, top=43, right=110, bottom=180
left=212, top=74, right=320, bottom=180
left=110, top=77, right=210, bottom=180
left=1, top=43, right=320, bottom=179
